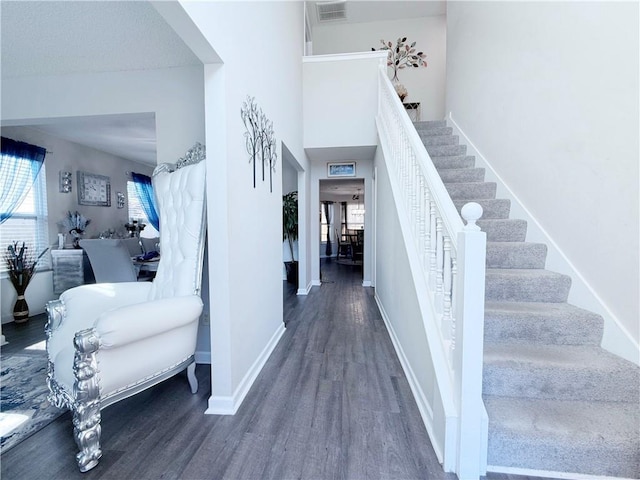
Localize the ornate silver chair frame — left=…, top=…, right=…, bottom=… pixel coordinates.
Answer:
left=45, top=144, right=206, bottom=472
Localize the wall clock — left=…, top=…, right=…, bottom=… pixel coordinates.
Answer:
left=77, top=171, right=111, bottom=206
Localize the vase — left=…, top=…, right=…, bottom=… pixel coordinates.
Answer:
left=13, top=292, right=29, bottom=323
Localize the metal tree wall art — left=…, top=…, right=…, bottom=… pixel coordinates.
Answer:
left=373, top=37, right=428, bottom=82
left=241, top=96, right=277, bottom=192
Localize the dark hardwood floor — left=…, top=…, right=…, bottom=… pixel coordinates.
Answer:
left=1, top=262, right=546, bottom=480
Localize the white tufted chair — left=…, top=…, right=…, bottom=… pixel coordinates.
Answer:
left=45, top=144, right=207, bottom=472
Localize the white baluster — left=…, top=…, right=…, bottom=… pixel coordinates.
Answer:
left=442, top=235, right=452, bottom=340
left=435, top=217, right=444, bottom=312
left=429, top=200, right=437, bottom=289
left=450, top=256, right=458, bottom=368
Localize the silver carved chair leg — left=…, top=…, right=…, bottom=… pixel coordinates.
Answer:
left=187, top=362, right=198, bottom=394
left=73, top=329, right=103, bottom=472
left=45, top=143, right=207, bottom=472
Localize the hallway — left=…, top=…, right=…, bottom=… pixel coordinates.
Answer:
left=3, top=261, right=532, bottom=479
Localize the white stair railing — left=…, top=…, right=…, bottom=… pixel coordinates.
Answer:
left=376, top=66, right=488, bottom=480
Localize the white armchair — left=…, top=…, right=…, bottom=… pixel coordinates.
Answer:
left=45, top=144, right=207, bottom=472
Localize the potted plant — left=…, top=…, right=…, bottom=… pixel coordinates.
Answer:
left=5, top=241, right=49, bottom=323
left=282, top=190, right=298, bottom=285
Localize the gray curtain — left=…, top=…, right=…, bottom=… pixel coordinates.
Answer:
left=341, top=201, right=348, bottom=236
left=323, top=201, right=333, bottom=256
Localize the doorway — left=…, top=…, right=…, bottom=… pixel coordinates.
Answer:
left=319, top=179, right=365, bottom=279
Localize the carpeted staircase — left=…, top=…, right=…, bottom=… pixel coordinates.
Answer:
left=414, top=120, right=640, bottom=478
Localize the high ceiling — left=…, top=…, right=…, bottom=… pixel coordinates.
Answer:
left=1, top=1, right=445, bottom=167
left=0, top=1, right=198, bottom=165
left=307, top=1, right=446, bottom=29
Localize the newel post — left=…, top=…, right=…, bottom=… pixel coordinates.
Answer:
left=455, top=202, right=488, bottom=479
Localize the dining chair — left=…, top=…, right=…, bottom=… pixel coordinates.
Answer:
left=79, top=239, right=138, bottom=283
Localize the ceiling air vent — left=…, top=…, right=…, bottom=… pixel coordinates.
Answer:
left=316, top=1, right=347, bottom=22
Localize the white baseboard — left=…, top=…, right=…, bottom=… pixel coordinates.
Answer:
left=362, top=280, right=372, bottom=287
left=374, top=293, right=444, bottom=464
left=311, top=279, right=321, bottom=287
left=195, top=350, right=211, bottom=364
left=297, top=281, right=312, bottom=296
left=205, top=322, right=286, bottom=415
left=448, top=112, right=639, bottom=366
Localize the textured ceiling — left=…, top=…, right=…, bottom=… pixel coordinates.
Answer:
left=0, top=1, right=200, bottom=165
left=1, top=1, right=201, bottom=78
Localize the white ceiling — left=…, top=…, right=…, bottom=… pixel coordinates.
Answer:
left=0, top=1, right=199, bottom=165
left=320, top=178, right=365, bottom=197
left=0, top=1, right=200, bottom=78
left=1, top=1, right=444, bottom=167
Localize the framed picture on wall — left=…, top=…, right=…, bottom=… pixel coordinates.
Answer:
left=77, top=171, right=111, bottom=206
left=327, top=162, right=356, bottom=178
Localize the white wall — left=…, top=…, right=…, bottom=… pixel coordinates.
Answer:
left=1, top=65, right=208, bottom=352
left=310, top=157, right=374, bottom=286
left=373, top=145, right=448, bottom=462
left=179, top=1, right=305, bottom=413
left=1, top=66, right=205, bottom=165
left=312, top=16, right=447, bottom=121
left=446, top=2, right=639, bottom=351
left=303, top=52, right=386, bottom=148
left=0, top=126, right=154, bottom=323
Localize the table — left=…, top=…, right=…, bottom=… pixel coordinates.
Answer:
left=51, top=248, right=91, bottom=294
left=403, top=102, right=421, bottom=122
left=132, top=257, right=160, bottom=279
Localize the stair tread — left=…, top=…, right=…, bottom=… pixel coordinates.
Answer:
left=485, top=395, right=639, bottom=441
left=485, top=300, right=601, bottom=317
left=484, top=343, right=637, bottom=371
left=484, top=301, right=604, bottom=346
left=484, top=395, right=640, bottom=477
left=486, top=268, right=569, bottom=278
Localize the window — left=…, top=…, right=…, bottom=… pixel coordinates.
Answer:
left=347, top=202, right=365, bottom=230
left=0, top=165, right=50, bottom=272
left=127, top=181, right=159, bottom=238
left=320, top=202, right=336, bottom=243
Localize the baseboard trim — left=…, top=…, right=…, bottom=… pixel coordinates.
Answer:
left=362, top=280, right=372, bottom=287
left=195, top=350, right=211, bottom=364
left=297, top=281, right=312, bottom=295
left=374, top=293, right=444, bottom=464
left=487, top=464, right=638, bottom=480
left=205, top=322, right=286, bottom=415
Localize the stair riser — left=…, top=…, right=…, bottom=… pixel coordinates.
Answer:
left=416, top=126, right=453, bottom=137
left=485, top=272, right=571, bottom=302
left=484, top=396, right=640, bottom=478
left=426, top=144, right=467, bottom=156
left=446, top=182, right=497, bottom=200
left=484, top=314, right=603, bottom=345
left=487, top=428, right=639, bottom=478
left=483, top=363, right=639, bottom=402
left=486, top=243, right=547, bottom=269
left=478, top=220, right=528, bottom=242
left=454, top=199, right=511, bottom=219
left=413, top=120, right=446, bottom=129
left=438, top=168, right=485, bottom=183
left=420, top=135, right=459, bottom=146
left=432, top=155, right=476, bottom=169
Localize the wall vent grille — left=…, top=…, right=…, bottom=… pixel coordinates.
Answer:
left=316, top=1, right=347, bottom=22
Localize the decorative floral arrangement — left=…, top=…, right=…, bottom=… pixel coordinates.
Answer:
left=373, top=37, right=428, bottom=82
left=59, top=211, right=91, bottom=248
left=5, top=241, right=49, bottom=293
left=394, top=83, right=408, bottom=101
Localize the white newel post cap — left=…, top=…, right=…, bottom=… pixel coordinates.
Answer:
left=461, top=202, right=483, bottom=231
